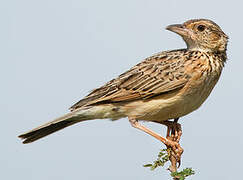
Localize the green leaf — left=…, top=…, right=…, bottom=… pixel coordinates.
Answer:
left=144, top=148, right=170, bottom=170
left=170, top=168, right=195, bottom=180
left=144, top=148, right=195, bottom=179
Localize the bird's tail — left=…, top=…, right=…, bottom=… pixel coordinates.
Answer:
left=18, top=107, right=98, bottom=144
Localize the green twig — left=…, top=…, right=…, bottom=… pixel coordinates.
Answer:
left=144, top=148, right=195, bottom=179
left=171, top=168, right=195, bottom=180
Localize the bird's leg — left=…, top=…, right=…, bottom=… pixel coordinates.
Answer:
left=162, top=118, right=182, bottom=143
left=147, top=119, right=183, bottom=175
left=128, top=117, right=183, bottom=168
left=158, top=118, right=183, bottom=170
left=128, top=117, right=168, bottom=144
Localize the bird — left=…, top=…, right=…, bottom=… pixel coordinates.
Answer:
left=19, top=19, right=228, bottom=161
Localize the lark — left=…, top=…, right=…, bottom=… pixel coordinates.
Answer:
left=19, top=19, right=228, bottom=164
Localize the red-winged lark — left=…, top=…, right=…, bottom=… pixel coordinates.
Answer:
left=19, top=19, right=228, bottom=165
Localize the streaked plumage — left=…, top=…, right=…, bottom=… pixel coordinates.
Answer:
left=19, top=19, right=228, bottom=144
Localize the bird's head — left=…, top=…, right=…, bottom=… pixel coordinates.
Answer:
left=166, top=19, right=228, bottom=53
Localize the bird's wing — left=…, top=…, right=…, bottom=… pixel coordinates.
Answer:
left=70, top=50, right=190, bottom=111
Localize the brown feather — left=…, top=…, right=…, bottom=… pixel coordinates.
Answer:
left=70, top=49, right=190, bottom=111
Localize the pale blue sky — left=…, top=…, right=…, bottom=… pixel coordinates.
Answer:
left=2, top=0, right=242, bottom=179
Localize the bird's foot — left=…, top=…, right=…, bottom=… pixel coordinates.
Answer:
left=165, top=137, right=184, bottom=169
left=128, top=117, right=183, bottom=170
left=163, top=121, right=183, bottom=169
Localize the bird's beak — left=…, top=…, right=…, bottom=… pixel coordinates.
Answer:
left=166, top=24, right=189, bottom=37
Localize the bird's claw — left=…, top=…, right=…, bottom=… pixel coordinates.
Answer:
left=164, top=121, right=184, bottom=168
left=165, top=138, right=184, bottom=167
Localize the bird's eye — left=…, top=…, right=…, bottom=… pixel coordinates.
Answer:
left=197, top=25, right=205, bottom=32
